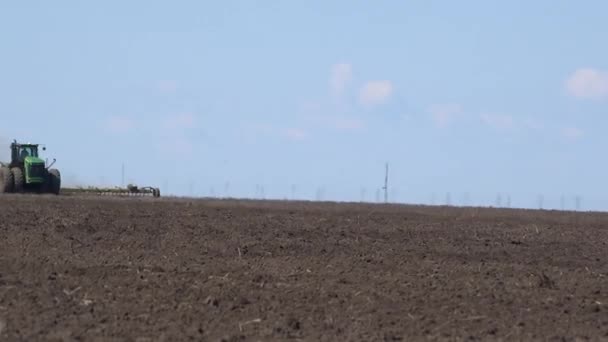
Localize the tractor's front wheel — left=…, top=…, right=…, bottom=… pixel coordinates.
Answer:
left=11, top=168, right=24, bottom=193
left=0, top=167, right=13, bottom=193
left=48, top=169, right=61, bottom=195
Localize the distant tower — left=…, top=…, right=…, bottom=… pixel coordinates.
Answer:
left=360, top=187, right=368, bottom=202
left=291, top=184, right=296, bottom=200
left=316, top=187, right=322, bottom=201
left=560, top=195, right=565, bottom=210
left=538, top=194, right=544, bottom=209
left=463, top=192, right=470, bottom=206
left=446, top=192, right=451, bottom=206
left=224, top=182, right=230, bottom=198
left=506, top=194, right=511, bottom=208
left=495, top=193, right=502, bottom=207
left=382, top=163, right=389, bottom=203
left=575, top=195, right=581, bottom=211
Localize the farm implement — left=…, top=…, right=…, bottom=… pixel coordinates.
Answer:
left=61, top=184, right=161, bottom=198
left=1, top=139, right=161, bottom=198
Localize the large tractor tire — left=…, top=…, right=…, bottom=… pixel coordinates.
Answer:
left=0, top=167, right=13, bottom=193
left=11, top=167, right=24, bottom=193
left=48, top=169, right=61, bottom=195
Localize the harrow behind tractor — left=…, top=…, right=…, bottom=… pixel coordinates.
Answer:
left=0, top=139, right=161, bottom=198
left=61, top=184, right=161, bottom=198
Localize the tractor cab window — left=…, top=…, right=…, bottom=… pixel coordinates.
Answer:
left=18, top=147, right=37, bottom=160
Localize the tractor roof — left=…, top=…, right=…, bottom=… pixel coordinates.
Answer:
left=11, top=141, right=39, bottom=147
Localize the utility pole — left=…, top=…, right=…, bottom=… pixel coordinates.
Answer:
left=121, top=163, right=125, bottom=187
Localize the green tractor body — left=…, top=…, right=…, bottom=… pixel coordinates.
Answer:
left=0, top=140, right=61, bottom=194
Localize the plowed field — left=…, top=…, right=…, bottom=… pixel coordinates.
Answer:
left=1, top=195, right=608, bottom=341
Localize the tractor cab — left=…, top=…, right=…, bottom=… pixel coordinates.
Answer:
left=11, top=142, right=44, bottom=165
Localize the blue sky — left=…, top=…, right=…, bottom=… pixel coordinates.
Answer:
left=1, top=1, right=607, bottom=210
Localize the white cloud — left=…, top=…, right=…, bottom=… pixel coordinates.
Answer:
left=283, top=128, right=307, bottom=141
left=157, top=80, right=178, bottom=94
left=565, top=68, right=608, bottom=99
left=479, top=113, right=514, bottom=129
left=329, top=63, right=353, bottom=98
left=303, top=115, right=365, bottom=131
left=104, top=116, right=134, bottom=134
left=562, top=126, right=584, bottom=140
left=157, top=136, right=194, bottom=157
left=522, top=118, right=544, bottom=130
left=164, top=112, right=196, bottom=130
left=428, top=104, right=462, bottom=127
left=358, top=80, right=393, bottom=106
left=333, top=117, right=365, bottom=130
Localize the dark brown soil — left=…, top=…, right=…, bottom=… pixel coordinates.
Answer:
left=1, top=194, right=608, bottom=341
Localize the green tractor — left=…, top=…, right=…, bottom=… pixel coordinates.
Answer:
left=0, top=140, right=61, bottom=195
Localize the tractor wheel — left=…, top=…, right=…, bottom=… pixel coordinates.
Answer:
left=11, top=168, right=24, bottom=193
left=0, top=167, right=14, bottom=193
left=49, top=169, right=61, bottom=195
